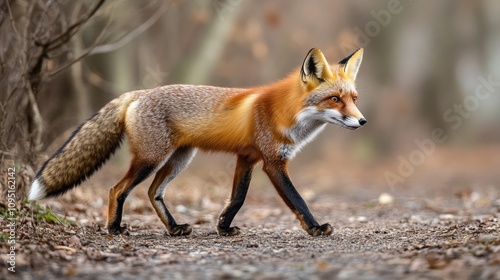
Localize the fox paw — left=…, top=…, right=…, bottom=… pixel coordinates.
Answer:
left=217, top=226, right=241, bottom=236
left=168, top=224, right=192, bottom=236
left=108, top=224, right=129, bottom=236
left=306, top=223, right=333, bottom=236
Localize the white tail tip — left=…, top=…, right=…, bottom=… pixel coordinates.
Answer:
left=28, top=179, right=46, bottom=201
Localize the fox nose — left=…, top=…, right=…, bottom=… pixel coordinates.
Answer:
left=358, top=118, right=367, bottom=126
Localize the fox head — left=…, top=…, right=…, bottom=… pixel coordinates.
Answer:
left=299, top=48, right=366, bottom=130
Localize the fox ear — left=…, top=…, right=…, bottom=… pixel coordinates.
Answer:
left=301, top=48, right=331, bottom=84
left=339, top=48, right=363, bottom=80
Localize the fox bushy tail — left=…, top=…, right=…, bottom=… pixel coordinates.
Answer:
left=28, top=94, right=135, bottom=200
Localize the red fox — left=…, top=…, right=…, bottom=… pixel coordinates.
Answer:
left=29, top=48, right=366, bottom=237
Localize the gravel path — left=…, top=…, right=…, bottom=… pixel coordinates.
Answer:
left=3, top=192, right=499, bottom=280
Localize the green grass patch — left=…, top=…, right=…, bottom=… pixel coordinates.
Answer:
left=0, top=232, right=10, bottom=242
left=1, top=202, right=76, bottom=226
left=0, top=207, right=17, bottom=219
left=32, top=204, right=76, bottom=226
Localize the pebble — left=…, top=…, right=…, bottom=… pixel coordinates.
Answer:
left=348, top=216, right=368, bottom=223
left=175, top=205, right=188, bottom=213
left=378, top=193, right=394, bottom=205
left=68, top=236, right=81, bottom=248
left=493, top=199, right=500, bottom=207
left=472, top=245, right=487, bottom=257
left=409, top=257, right=428, bottom=271
left=410, top=215, right=430, bottom=224
left=439, top=214, right=455, bottom=220
left=357, top=216, right=368, bottom=223
left=478, top=234, right=497, bottom=243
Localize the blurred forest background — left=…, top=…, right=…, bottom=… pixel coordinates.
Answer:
left=1, top=0, right=499, bottom=203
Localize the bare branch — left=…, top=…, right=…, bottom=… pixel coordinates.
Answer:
left=89, top=2, right=168, bottom=55
left=45, top=0, right=105, bottom=52
left=46, top=7, right=115, bottom=78
left=6, top=0, right=20, bottom=36
left=0, top=150, right=15, bottom=156
left=25, top=77, right=43, bottom=150
left=83, top=64, right=118, bottom=93
left=32, top=1, right=54, bottom=38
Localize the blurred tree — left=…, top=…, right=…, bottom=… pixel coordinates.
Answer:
left=172, top=0, right=244, bottom=84
left=0, top=0, right=105, bottom=198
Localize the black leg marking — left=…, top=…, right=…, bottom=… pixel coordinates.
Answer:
left=148, top=147, right=196, bottom=236
left=217, top=156, right=255, bottom=236
left=108, top=164, right=156, bottom=235
left=263, top=161, right=332, bottom=236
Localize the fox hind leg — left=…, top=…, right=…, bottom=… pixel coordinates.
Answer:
left=148, top=146, right=197, bottom=236
left=107, top=160, right=159, bottom=235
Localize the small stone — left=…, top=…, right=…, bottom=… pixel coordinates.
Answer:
left=357, top=216, right=368, bottom=223
left=410, top=215, right=429, bottom=224
left=378, top=193, right=394, bottom=205
left=175, top=205, right=188, bottom=213
left=337, top=269, right=359, bottom=279
left=68, top=236, right=81, bottom=248
left=478, top=234, right=497, bottom=243
left=439, top=214, right=455, bottom=220
left=473, top=215, right=489, bottom=223
left=409, top=257, right=428, bottom=271
left=15, top=254, right=27, bottom=267
left=446, top=248, right=459, bottom=259
left=473, top=245, right=487, bottom=257
left=493, top=199, right=500, bottom=207
left=157, top=254, right=172, bottom=262
left=470, top=192, right=481, bottom=202
left=302, top=189, right=316, bottom=201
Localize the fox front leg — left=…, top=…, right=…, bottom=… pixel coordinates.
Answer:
left=263, top=159, right=332, bottom=236
left=217, top=155, right=257, bottom=236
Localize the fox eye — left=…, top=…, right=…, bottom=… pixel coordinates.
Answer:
left=353, top=96, right=358, bottom=102
left=330, top=96, right=340, bottom=103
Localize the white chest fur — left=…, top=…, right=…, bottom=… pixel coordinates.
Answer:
left=279, top=107, right=326, bottom=160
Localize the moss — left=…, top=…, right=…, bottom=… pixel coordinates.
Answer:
left=0, top=233, right=9, bottom=242
left=1, top=202, right=76, bottom=226
left=32, top=203, right=76, bottom=226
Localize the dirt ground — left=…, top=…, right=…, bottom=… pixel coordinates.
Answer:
left=2, top=147, right=500, bottom=279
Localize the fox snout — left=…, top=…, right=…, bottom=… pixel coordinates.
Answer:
left=340, top=113, right=366, bottom=130
left=359, top=118, right=367, bottom=126
left=341, top=104, right=366, bottom=129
